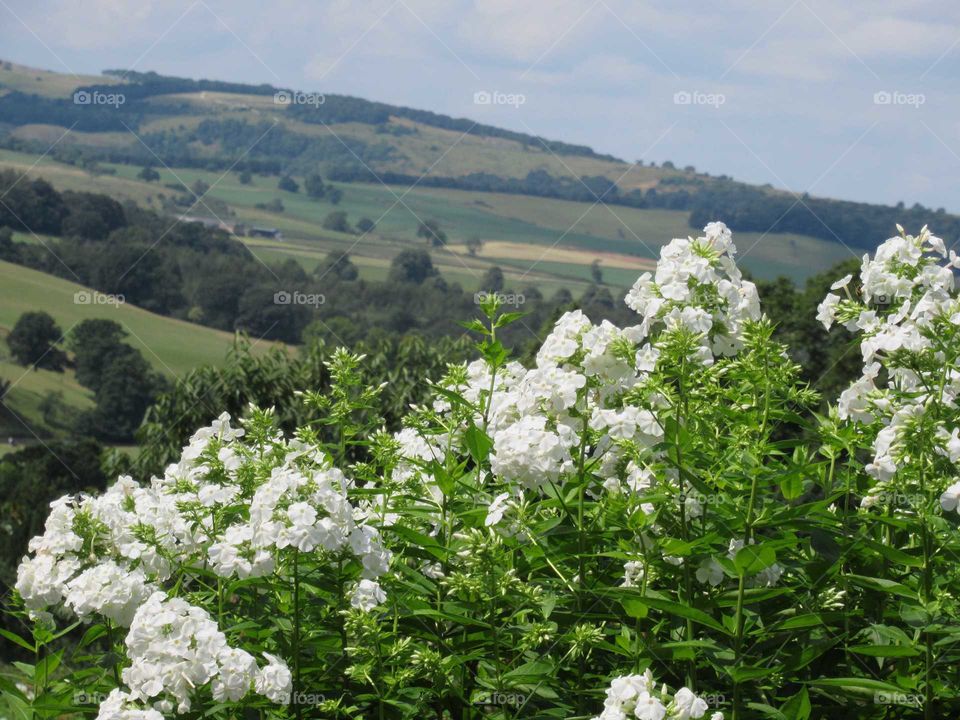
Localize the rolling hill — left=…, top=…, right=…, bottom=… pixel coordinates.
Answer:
left=0, top=58, right=902, bottom=288
left=0, top=258, right=278, bottom=442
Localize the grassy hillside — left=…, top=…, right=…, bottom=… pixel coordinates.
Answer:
left=0, top=60, right=866, bottom=285
left=0, top=259, right=284, bottom=441
left=0, top=260, right=266, bottom=376
left=0, top=147, right=851, bottom=287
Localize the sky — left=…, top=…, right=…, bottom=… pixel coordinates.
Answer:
left=2, top=0, right=960, bottom=212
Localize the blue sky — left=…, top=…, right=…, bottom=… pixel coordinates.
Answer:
left=3, top=0, right=960, bottom=212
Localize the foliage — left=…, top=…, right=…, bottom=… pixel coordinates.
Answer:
left=6, top=311, right=66, bottom=371
left=9, top=224, right=960, bottom=720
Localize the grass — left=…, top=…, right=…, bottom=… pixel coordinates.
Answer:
left=0, top=146, right=844, bottom=288
left=0, top=260, right=274, bottom=377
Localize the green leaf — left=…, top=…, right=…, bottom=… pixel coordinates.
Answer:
left=0, top=628, right=35, bottom=653
left=780, top=688, right=811, bottom=720
left=636, top=596, right=732, bottom=635
left=734, top=544, right=776, bottom=575
left=780, top=471, right=804, bottom=501
left=846, top=574, right=915, bottom=599
left=620, top=598, right=648, bottom=619
left=849, top=644, right=921, bottom=658
left=464, top=425, right=493, bottom=464
left=808, top=677, right=910, bottom=695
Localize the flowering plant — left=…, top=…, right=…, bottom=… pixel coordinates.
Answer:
left=5, top=223, right=960, bottom=720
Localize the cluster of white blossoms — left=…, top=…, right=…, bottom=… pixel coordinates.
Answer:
left=591, top=671, right=722, bottom=720
left=385, top=224, right=765, bottom=593
left=818, top=227, right=960, bottom=505
left=625, top=221, right=761, bottom=361
left=118, top=592, right=287, bottom=713
left=16, top=411, right=389, bottom=717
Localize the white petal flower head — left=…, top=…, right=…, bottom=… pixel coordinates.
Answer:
left=672, top=687, right=710, bottom=719
left=940, top=481, right=960, bottom=513
left=350, top=578, right=387, bottom=611
left=255, top=653, right=292, bottom=704
left=695, top=558, right=725, bottom=587
left=485, top=492, right=511, bottom=527
left=816, top=293, right=841, bottom=329
left=634, top=691, right=667, bottom=720
left=830, top=274, right=853, bottom=291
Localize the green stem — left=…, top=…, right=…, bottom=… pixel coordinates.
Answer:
left=292, top=550, right=302, bottom=720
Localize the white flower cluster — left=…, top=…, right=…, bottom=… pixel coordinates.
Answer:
left=17, top=412, right=390, bottom=716
left=625, top=221, right=760, bottom=361
left=591, top=670, right=722, bottom=720
left=391, top=308, right=659, bottom=525
left=120, top=592, right=286, bottom=712
left=819, top=227, right=960, bottom=500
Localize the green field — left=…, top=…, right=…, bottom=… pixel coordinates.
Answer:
left=0, top=259, right=284, bottom=441
left=0, top=146, right=850, bottom=290
left=0, top=260, right=271, bottom=376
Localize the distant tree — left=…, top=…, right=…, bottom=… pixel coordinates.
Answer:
left=356, top=218, right=376, bottom=234
left=85, top=351, right=165, bottom=441
left=278, top=176, right=299, bottom=193
left=191, top=179, right=210, bottom=199
left=192, top=273, right=248, bottom=331
left=255, top=198, right=284, bottom=213
left=389, top=249, right=437, bottom=285
left=68, top=319, right=128, bottom=391
left=137, top=166, right=160, bottom=182
left=0, top=227, right=13, bottom=256
left=238, top=170, right=253, bottom=185
left=480, top=266, right=504, bottom=293
left=315, top=252, right=359, bottom=281
left=590, top=259, right=603, bottom=284
left=322, top=211, right=352, bottom=234
left=661, top=161, right=676, bottom=169
left=417, top=219, right=447, bottom=247
left=7, top=311, right=65, bottom=371
left=304, top=173, right=327, bottom=199
left=465, top=236, right=483, bottom=256
left=326, top=186, right=343, bottom=205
